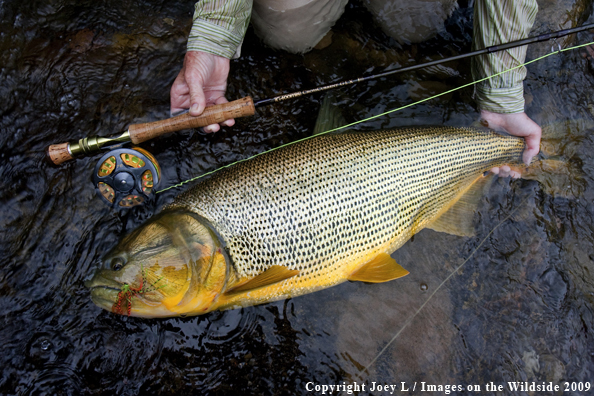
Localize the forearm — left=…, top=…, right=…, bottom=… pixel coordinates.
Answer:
left=188, top=0, right=253, bottom=59
left=471, top=0, right=538, bottom=113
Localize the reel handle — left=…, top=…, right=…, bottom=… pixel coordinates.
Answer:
left=128, top=96, right=255, bottom=144
left=46, top=96, right=256, bottom=165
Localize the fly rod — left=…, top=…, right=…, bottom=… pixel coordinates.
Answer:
left=47, top=22, right=594, bottom=165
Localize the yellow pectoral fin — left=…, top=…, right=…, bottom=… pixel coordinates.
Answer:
left=225, top=265, right=300, bottom=295
left=348, top=253, right=409, bottom=283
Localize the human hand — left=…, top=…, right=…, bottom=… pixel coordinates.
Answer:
left=170, top=51, right=235, bottom=133
left=480, top=110, right=542, bottom=178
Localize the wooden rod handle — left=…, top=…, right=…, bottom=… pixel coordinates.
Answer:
left=128, top=96, right=255, bottom=144
left=47, top=142, right=74, bottom=165
left=46, top=97, right=255, bottom=165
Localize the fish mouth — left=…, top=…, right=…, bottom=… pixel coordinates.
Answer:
left=85, top=273, right=123, bottom=310
left=85, top=271, right=122, bottom=289
left=89, top=286, right=120, bottom=310
left=85, top=272, right=165, bottom=315
left=86, top=275, right=174, bottom=318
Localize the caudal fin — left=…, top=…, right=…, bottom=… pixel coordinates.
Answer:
left=527, top=119, right=591, bottom=197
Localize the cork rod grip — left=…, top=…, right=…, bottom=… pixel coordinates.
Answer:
left=47, top=142, right=73, bottom=165
left=128, top=96, right=255, bottom=144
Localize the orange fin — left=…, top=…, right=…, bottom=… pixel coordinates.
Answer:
left=225, top=265, right=299, bottom=295
left=348, top=253, right=409, bottom=283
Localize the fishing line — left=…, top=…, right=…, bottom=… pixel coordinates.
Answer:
left=156, top=40, right=594, bottom=194
left=359, top=194, right=531, bottom=376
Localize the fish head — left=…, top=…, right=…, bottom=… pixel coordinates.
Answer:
left=86, top=210, right=229, bottom=318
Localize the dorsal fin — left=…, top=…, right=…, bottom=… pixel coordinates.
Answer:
left=427, top=175, right=494, bottom=237
left=313, top=93, right=347, bottom=136
left=348, top=253, right=409, bottom=283
left=225, top=265, right=299, bottom=295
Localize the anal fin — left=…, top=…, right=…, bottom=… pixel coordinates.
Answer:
left=225, top=265, right=299, bottom=295
left=348, top=253, right=409, bottom=283
left=427, top=174, right=494, bottom=237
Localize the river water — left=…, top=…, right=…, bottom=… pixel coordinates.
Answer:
left=1, top=1, right=594, bottom=395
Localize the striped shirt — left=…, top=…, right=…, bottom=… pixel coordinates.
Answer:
left=471, top=0, right=538, bottom=113
left=188, top=0, right=537, bottom=114
left=188, top=0, right=252, bottom=59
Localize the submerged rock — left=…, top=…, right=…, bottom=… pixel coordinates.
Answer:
left=362, top=0, right=459, bottom=44
left=528, top=0, right=593, bottom=58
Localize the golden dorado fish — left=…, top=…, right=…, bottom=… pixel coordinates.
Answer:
left=86, top=126, right=525, bottom=318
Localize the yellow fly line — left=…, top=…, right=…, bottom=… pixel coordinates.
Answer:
left=156, top=40, right=594, bottom=194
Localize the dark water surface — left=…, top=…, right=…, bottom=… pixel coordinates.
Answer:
left=2, top=1, right=594, bottom=395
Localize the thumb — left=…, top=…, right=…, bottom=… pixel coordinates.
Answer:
left=518, top=115, right=542, bottom=165
left=523, top=133, right=541, bottom=165
left=184, top=61, right=207, bottom=116
left=189, top=82, right=206, bottom=117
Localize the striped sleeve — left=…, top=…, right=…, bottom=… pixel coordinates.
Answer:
left=188, top=0, right=253, bottom=59
left=471, top=0, right=538, bottom=113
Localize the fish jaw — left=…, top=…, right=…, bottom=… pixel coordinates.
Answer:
left=86, top=268, right=186, bottom=318
left=88, top=281, right=120, bottom=312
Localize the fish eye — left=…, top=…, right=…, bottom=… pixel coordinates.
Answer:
left=110, top=257, right=125, bottom=271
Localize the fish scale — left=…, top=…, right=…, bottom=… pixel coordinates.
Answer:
left=168, top=126, right=524, bottom=300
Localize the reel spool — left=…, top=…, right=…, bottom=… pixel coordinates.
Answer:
left=93, top=148, right=161, bottom=208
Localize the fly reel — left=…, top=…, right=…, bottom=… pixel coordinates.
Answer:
left=93, top=148, right=161, bottom=208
